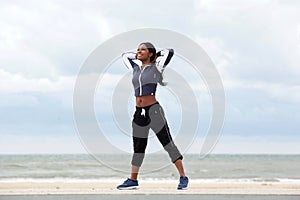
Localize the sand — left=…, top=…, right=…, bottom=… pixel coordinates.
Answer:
left=0, top=182, right=300, bottom=195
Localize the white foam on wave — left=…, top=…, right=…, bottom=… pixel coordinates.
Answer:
left=1, top=178, right=300, bottom=184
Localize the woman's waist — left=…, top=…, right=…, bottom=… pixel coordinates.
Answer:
left=136, top=95, right=157, bottom=107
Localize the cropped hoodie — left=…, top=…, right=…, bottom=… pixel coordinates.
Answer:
left=122, top=48, right=174, bottom=96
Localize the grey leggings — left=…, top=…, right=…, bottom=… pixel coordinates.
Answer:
left=131, top=102, right=183, bottom=167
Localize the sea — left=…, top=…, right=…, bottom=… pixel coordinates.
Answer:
left=0, top=154, right=299, bottom=184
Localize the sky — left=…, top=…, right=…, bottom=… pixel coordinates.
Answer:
left=0, top=0, right=300, bottom=154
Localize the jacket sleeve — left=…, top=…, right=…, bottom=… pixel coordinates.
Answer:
left=156, top=48, right=174, bottom=73
left=122, top=52, right=138, bottom=69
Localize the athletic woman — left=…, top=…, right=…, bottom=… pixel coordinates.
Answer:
left=117, top=42, right=189, bottom=190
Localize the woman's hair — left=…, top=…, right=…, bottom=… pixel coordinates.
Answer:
left=139, top=42, right=156, bottom=62
left=139, top=42, right=166, bottom=86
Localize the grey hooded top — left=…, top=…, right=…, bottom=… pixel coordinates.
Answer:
left=122, top=48, right=174, bottom=96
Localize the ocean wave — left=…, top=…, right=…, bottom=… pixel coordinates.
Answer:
left=1, top=178, right=300, bottom=184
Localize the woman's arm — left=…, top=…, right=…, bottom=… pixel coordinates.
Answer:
left=122, top=52, right=138, bottom=69
left=156, top=48, right=174, bottom=73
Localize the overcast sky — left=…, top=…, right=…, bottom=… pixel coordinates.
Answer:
left=0, top=0, right=300, bottom=154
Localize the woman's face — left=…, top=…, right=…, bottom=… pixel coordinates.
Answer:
left=136, top=44, right=152, bottom=61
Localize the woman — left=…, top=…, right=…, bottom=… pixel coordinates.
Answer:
left=117, top=42, right=189, bottom=190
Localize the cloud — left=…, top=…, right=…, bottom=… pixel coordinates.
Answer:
left=0, top=0, right=120, bottom=79
left=1, top=0, right=299, bottom=154
left=194, top=0, right=273, bottom=12
left=0, top=69, right=74, bottom=93
left=193, top=0, right=300, bottom=84
left=0, top=133, right=85, bottom=154
left=210, top=134, right=300, bottom=154
left=223, top=79, right=300, bottom=104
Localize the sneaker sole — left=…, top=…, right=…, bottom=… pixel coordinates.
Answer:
left=177, top=187, right=188, bottom=190
left=117, top=186, right=139, bottom=190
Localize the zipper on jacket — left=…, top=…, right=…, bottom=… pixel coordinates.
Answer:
left=138, top=68, right=144, bottom=96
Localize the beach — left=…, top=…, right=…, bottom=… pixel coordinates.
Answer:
left=1, top=154, right=300, bottom=199
left=0, top=181, right=300, bottom=195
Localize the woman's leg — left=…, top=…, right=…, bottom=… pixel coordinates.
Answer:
left=174, top=159, right=186, bottom=177
left=131, top=107, right=150, bottom=180
left=149, top=104, right=184, bottom=173
left=131, top=165, right=140, bottom=181
left=131, top=135, right=148, bottom=181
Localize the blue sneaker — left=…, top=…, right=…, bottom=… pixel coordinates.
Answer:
left=117, top=178, right=139, bottom=190
left=177, top=176, right=189, bottom=190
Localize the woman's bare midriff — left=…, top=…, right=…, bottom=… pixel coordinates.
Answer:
left=136, top=95, right=157, bottom=107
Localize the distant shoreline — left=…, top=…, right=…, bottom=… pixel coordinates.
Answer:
left=0, top=153, right=300, bottom=155
left=1, top=154, right=299, bottom=196
left=1, top=178, right=300, bottom=184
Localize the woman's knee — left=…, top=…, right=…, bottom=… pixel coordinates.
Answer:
left=133, top=136, right=148, bottom=153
